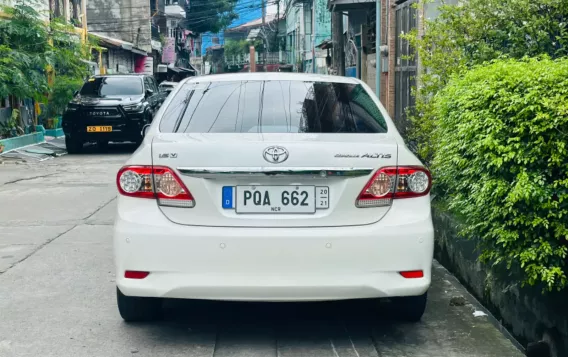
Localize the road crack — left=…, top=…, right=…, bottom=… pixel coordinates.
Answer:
left=83, top=196, right=116, bottom=220
left=0, top=225, right=77, bottom=276
left=3, top=173, right=57, bottom=185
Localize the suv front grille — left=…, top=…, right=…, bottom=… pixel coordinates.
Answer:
left=81, top=106, right=123, bottom=122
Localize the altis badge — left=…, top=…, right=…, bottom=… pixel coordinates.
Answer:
left=334, top=153, right=392, bottom=159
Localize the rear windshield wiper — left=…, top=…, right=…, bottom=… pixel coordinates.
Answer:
left=172, top=83, right=210, bottom=133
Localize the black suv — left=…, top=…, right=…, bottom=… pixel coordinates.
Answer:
left=62, top=74, right=168, bottom=153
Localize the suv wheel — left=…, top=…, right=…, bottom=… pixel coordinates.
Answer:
left=391, top=292, right=428, bottom=322
left=116, top=288, right=163, bottom=322
left=65, top=135, right=83, bottom=154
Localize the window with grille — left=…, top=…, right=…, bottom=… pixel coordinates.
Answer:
left=394, top=0, right=418, bottom=134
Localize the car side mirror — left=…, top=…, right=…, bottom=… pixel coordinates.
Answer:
left=142, top=124, right=151, bottom=138
left=146, top=89, right=154, bottom=97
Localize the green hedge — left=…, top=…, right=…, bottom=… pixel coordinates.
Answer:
left=432, top=57, right=568, bottom=291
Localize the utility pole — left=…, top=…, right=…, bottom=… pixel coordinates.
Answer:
left=63, top=0, right=69, bottom=23
left=274, top=0, right=279, bottom=48
left=80, top=0, right=88, bottom=44
left=262, top=0, right=266, bottom=24
left=331, top=9, right=344, bottom=76
left=312, top=0, right=316, bottom=73
left=250, top=46, right=256, bottom=72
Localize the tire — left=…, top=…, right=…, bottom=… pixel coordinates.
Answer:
left=65, top=135, right=83, bottom=154
left=391, top=292, right=428, bottom=322
left=97, top=140, right=109, bottom=151
left=116, top=287, right=163, bottom=322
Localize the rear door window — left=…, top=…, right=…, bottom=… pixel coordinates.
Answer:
left=159, top=80, right=388, bottom=133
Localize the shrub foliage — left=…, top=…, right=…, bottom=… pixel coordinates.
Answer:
left=404, top=0, right=568, bottom=163
left=432, top=57, right=568, bottom=291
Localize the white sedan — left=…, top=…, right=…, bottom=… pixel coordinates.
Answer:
left=114, top=72, right=434, bottom=322
left=157, top=81, right=179, bottom=94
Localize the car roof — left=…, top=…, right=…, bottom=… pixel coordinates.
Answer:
left=93, top=74, right=147, bottom=78
left=183, top=72, right=359, bottom=84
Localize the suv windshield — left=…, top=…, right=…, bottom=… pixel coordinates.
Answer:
left=80, top=77, right=144, bottom=97
left=159, top=80, right=388, bottom=133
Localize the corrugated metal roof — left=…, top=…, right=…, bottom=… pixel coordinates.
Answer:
left=247, top=29, right=261, bottom=40
left=90, top=32, right=148, bottom=56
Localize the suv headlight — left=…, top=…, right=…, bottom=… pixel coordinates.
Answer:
left=123, top=102, right=144, bottom=112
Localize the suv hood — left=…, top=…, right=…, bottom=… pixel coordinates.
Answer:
left=71, top=94, right=144, bottom=106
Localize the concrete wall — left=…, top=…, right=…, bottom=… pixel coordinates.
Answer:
left=107, top=48, right=136, bottom=73
left=0, top=108, right=11, bottom=125
left=87, top=0, right=152, bottom=53
left=366, top=53, right=376, bottom=93
left=0, top=0, right=50, bottom=20
left=434, top=207, right=568, bottom=355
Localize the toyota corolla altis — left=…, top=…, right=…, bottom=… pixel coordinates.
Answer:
left=114, top=72, right=434, bottom=323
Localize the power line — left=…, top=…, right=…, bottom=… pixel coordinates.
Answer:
left=87, top=2, right=277, bottom=27
left=86, top=1, right=274, bottom=26
left=85, top=0, right=263, bottom=13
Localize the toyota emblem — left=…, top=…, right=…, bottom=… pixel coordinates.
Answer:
left=263, top=146, right=289, bottom=164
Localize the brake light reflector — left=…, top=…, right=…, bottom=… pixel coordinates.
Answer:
left=116, top=166, right=195, bottom=208
left=124, top=271, right=150, bottom=279
left=400, top=270, right=424, bottom=279
left=356, top=166, right=431, bottom=207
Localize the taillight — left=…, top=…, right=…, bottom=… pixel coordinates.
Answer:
left=356, top=166, right=431, bottom=208
left=116, top=165, right=195, bottom=208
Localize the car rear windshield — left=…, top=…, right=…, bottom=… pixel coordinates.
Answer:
left=80, top=77, right=144, bottom=96
left=159, top=80, right=388, bottom=133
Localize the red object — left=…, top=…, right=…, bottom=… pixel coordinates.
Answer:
left=116, top=165, right=194, bottom=202
left=399, top=270, right=424, bottom=279
left=124, top=271, right=150, bottom=279
left=357, top=166, right=432, bottom=203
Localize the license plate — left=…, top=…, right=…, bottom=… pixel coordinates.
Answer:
left=87, top=126, right=112, bottom=133
left=223, top=186, right=329, bottom=214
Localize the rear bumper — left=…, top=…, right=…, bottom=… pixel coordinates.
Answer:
left=114, top=198, right=434, bottom=302
left=62, top=112, right=145, bottom=142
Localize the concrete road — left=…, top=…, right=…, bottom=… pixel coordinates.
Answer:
left=0, top=144, right=524, bottom=357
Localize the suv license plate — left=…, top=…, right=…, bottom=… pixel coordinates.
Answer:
left=234, top=186, right=317, bottom=214
left=87, top=126, right=112, bottom=133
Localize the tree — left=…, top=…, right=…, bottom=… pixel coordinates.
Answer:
left=0, top=2, right=51, bottom=103
left=0, top=0, right=90, bottom=131
left=403, top=0, right=568, bottom=163
left=185, top=0, right=239, bottom=34
left=224, top=38, right=264, bottom=59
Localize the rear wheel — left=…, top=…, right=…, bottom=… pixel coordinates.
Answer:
left=65, top=135, right=83, bottom=154
left=116, top=287, right=163, bottom=322
left=391, top=292, right=428, bottom=322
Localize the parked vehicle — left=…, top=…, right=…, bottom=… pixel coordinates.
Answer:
left=157, top=81, right=179, bottom=94
left=62, top=74, right=168, bottom=153
left=113, top=72, right=434, bottom=323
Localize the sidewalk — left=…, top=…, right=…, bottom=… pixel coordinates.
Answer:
left=0, top=136, right=67, bottom=164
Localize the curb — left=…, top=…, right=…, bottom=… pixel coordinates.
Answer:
left=0, top=131, right=45, bottom=154
left=44, top=128, right=64, bottom=137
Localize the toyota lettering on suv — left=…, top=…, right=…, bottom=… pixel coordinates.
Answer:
left=62, top=74, right=167, bottom=153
